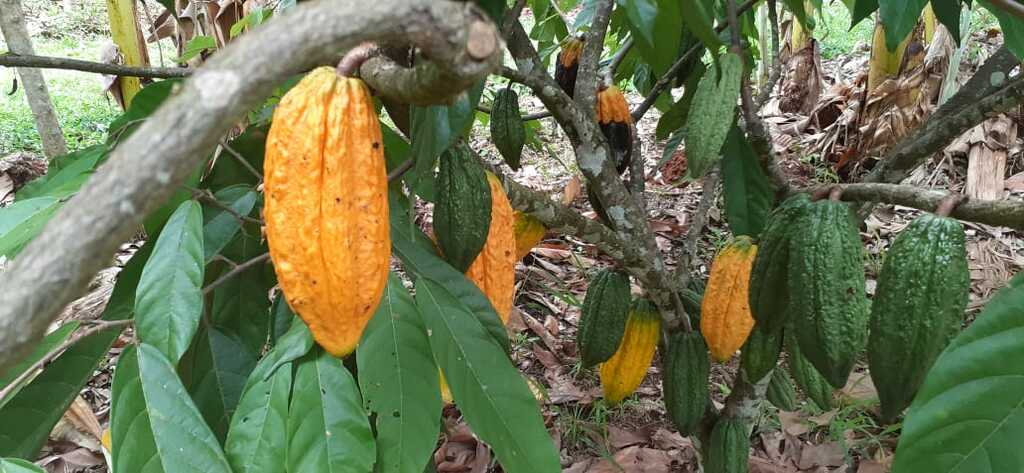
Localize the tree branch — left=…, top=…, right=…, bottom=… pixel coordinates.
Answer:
left=988, top=0, right=1024, bottom=19
left=0, top=0, right=503, bottom=374
left=203, top=253, right=271, bottom=294
left=476, top=104, right=552, bottom=121
left=755, top=0, right=781, bottom=108
left=0, top=52, right=192, bottom=78
left=673, top=168, right=720, bottom=291
left=605, top=37, right=634, bottom=83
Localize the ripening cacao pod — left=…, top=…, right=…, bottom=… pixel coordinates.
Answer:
left=868, top=214, right=969, bottom=422
left=663, top=330, right=710, bottom=436
left=740, top=323, right=782, bottom=382
left=264, top=67, right=389, bottom=357
left=596, top=85, right=634, bottom=175
left=435, top=144, right=492, bottom=273
left=785, top=332, right=834, bottom=410
left=788, top=199, right=870, bottom=388
left=706, top=415, right=750, bottom=473
left=701, top=236, right=758, bottom=362
left=766, top=368, right=798, bottom=411
left=600, top=300, right=662, bottom=403
left=555, top=35, right=584, bottom=97
left=577, top=269, right=631, bottom=368
left=490, top=87, right=526, bottom=170
left=465, top=173, right=516, bottom=324
left=512, top=210, right=546, bottom=260
left=749, top=194, right=811, bottom=333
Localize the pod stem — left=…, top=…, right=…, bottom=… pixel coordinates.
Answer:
left=935, top=193, right=966, bottom=217
left=336, top=42, right=377, bottom=77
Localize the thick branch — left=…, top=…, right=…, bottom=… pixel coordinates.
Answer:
left=0, top=0, right=503, bottom=374
left=0, top=52, right=191, bottom=78
left=476, top=104, right=551, bottom=121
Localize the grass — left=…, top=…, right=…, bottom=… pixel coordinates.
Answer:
left=815, top=2, right=875, bottom=60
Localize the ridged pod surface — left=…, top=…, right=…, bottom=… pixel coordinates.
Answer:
left=740, top=323, right=782, bottom=382
left=596, top=85, right=634, bottom=174
left=490, top=88, right=526, bottom=170
left=766, top=368, right=798, bottom=411
left=789, top=199, right=870, bottom=387
left=663, top=330, right=710, bottom=436
left=600, top=300, right=662, bottom=403
left=512, top=211, right=546, bottom=260
left=576, top=270, right=631, bottom=368
left=264, top=67, right=389, bottom=357
left=701, top=236, right=758, bottom=362
left=465, top=173, right=516, bottom=324
left=785, top=332, right=834, bottom=410
left=868, top=214, right=969, bottom=421
left=555, top=36, right=584, bottom=97
left=749, top=194, right=811, bottom=333
left=435, top=145, right=492, bottom=273
left=706, top=416, right=750, bottom=473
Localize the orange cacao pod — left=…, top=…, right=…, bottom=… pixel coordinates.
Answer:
left=512, top=211, right=546, bottom=260
left=701, top=236, right=758, bottom=362
left=263, top=67, right=390, bottom=357
left=600, top=300, right=661, bottom=403
left=465, top=173, right=516, bottom=324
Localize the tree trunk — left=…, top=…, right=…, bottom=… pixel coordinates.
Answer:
left=0, top=0, right=68, bottom=158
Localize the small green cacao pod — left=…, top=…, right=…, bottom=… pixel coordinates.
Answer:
left=434, top=144, right=492, bottom=272
left=490, top=88, right=526, bottom=170
left=577, top=270, right=631, bottom=367
left=706, top=415, right=750, bottom=473
left=788, top=199, right=870, bottom=388
left=868, top=213, right=969, bottom=422
left=785, top=332, right=834, bottom=410
left=740, top=323, right=782, bottom=382
left=766, top=368, right=798, bottom=411
left=663, top=330, right=710, bottom=436
left=684, top=51, right=743, bottom=178
left=749, top=194, right=811, bottom=333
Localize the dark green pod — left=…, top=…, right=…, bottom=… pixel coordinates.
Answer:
left=576, top=270, right=631, bottom=367
left=705, top=415, right=750, bottom=473
left=748, top=194, right=811, bottom=333
left=490, top=88, right=526, bottom=170
left=434, top=145, right=492, bottom=272
left=868, top=214, right=969, bottom=422
left=785, top=332, right=834, bottom=410
left=788, top=199, right=870, bottom=387
left=740, top=323, right=782, bottom=382
left=663, top=330, right=710, bottom=436
left=766, top=368, right=798, bottom=411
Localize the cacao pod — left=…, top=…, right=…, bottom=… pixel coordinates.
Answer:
left=663, top=330, right=710, bottom=436
left=749, top=193, right=811, bottom=333
left=596, top=85, right=634, bottom=174
left=512, top=210, right=546, bottom=260
left=555, top=36, right=584, bottom=97
left=740, top=323, right=782, bottom=382
left=435, top=144, right=492, bottom=273
left=684, top=51, right=743, bottom=178
left=701, top=236, right=758, bottom=362
left=868, top=213, right=969, bottom=422
left=789, top=199, right=870, bottom=388
left=577, top=269, right=631, bottom=368
left=490, top=88, right=526, bottom=170
left=766, top=368, right=798, bottom=411
left=600, top=300, right=662, bottom=403
left=785, top=332, right=834, bottom=410
left=465, top=173, right=516, bottom=324
left=264, top=67, right=389, bottom=357
left=706, top=415, right=750, bottom=473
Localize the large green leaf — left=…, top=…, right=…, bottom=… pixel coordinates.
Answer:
left=286, top=349, right=376, bottom=473
left=414, top=279, right=559, bottom=473
left=684, top=52, right=743, bottom=177
left=879, top=0, right=929, bottom=50
left=16, top=145, right=108, bottom=200
left=406, top=82, right=485, bottom=201
left=179, top=327, right=258, bottom=443
left=0, top=197, right=61, bottom=258
left=262, top=314, right=314, bottom=377
left=720, top=126, right=772, bottom=237
left=357, top=274, right=442, bottom=473
left=203, top=126, right=267, bottom=189
left=0, top=458, right=44, bottom=472
left=135, top=200, right=205, bottom=364
left=110, top=344, right=232, bottom=473
left=892, top=273, right=1024, bottom=473
left=931, top=0, right=962, bottom=44
left=0, top=322, right=79, bottom=401
left=210, top=231, right=273, bottom=354
left=618, top=0, right=657, bottom=47
left=980, top=0, right=1024, bottom=60
left=850, top=0, right=878, bottom=27
left=202, top=185, right=258, bottom=262
left=783, top=0, right=815, bottom=30
left=224, top=348, right=294, bottom=473
left=619, top=0, right=682, bottom=76
left=679, top=0, right=721, bottom=51
left=107, top=80, right=183, bottom=142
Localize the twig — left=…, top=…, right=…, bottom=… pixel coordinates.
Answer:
left=604, top=37, right=634, bottom=83
left=387, top=158, right=416, bottom=182
left=219, top=139, right=263, bottom=182
left=755, top=0, right=781, bottom=108
left=186, top=186, right=263, bottom=226
left=476, top=104, right=552, bottom=121
left=674, top=168, right=720, bottom=293
left=0, top=52, right=190, bottom=78
left=0, top=319, right=132, bottom=403
left=548, top=0, right=571, bottom=33
left=203, top=252, right=271, bottom=295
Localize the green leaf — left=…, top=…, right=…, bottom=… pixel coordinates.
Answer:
left=204, top=126, right=267, bottom=189
left=179, top=327, right=258, bottom=443
left=202, top=185, right=258, bottom=262
left=679, top=0, right=721, bottom=51
left=655, top=63, right=706, bottom=140
left=414, top=279, right=559, bottom=473
left=931, top=0, right=962, bottom=44
left=111, top=344, right=233, bottom=473
left=0, top=458, right=44, bottom=472
left=891, top=274, right=1024, bottom=473
left=224, top=355, right=292, bottom=473
left=684, top=52, right=743, bottom=177
left=618, top=0, right=657, bottom=47
left=620, top=0, right=682, bottom=75
left=135, top=200, right=205, bottom=364
left=783, top=0, right=815, bottom=30
left=879, top=0, right=929, bottom=50
left=107, top=80, right=183, bottom=142
left=407, top=82, right=485, bottom=201
left=0, top=322, right=79, bottom=400
left=850, top=0, right=878, bottom=28
left=261, top=314, right=314, bottom=378
left=0, top=197, right=61, bottom=258
left=210, top=231, right=273, bottom=353
left=980, top=0, right=1024, bottom=60
left=269, top=294, right=295, bottom=346
left=474, top=0, right=505, bottom=21
left=720, top=126, right=773, bottom=237
left=16, top=145, right=108, bottom=200
left=175, top=35, right=217, bottom=63
left=357, top=274, right=442, bottom=473
left=286, top=349, right=376, bottom=473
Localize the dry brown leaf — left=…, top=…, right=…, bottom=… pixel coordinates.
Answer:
left=856, top=460, right=887, bottom=473
left=521, top=310, right=559, bottom=351
left=608, top=425, right=648, bottom=449
left=749, top=456, right=798, bottom=473
left=505, top=306, right=528, bottom=334
left=807, top=410, right=837, bottom=428
left=543, top=314, right=560, bottom=338
left=839, top=370, right=878, bottom=403
left=651, top=428, right=691, bottom=452
left=531, top=345, right=562, bottom=370
left=50, top=396, right=102, bottom=452
left=562, top=176, right=582, bottom=205
left=588, top=446, right=673, bottom=473
left=797, top=442, right=846, bottom=469
left=778, top=411, right=811, bottom=437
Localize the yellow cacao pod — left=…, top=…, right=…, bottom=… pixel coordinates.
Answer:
left=264, top=67, right=390, bottom=357
left=600, top=300, right=661, bottom=403
left=512, top=211, right=546, bottom=260
left=465, top=173, right=516, bottom=324
left=701, top=236, right=758, bottom=362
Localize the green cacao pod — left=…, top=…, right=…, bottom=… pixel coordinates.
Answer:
left=740, top=324, right=782, bottom=382
left=684, top=51, right=743, bottom=178
left=788, top=199, right=870, bottom=388
left=577, top=270, right=631, bottom=367
left=434, top=144, right=492, bottom=272
left=749, top=194, right=811, bottom=334
left=868, top=214, right=969, bottom=422
left=766, top=368, right=798, bottom=411
left=706, top=415, right=750, bottom=473
left=490, top=88, right=526, bottom=170
left=663, top=330, right=710, bottom=436
left=785, top=332, right=834, bottom=410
